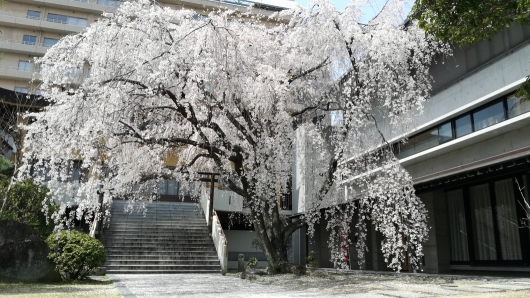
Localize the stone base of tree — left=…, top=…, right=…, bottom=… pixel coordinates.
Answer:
left=91, top=267, right=106, bottom=276
left=0, top=220, right=60, bottom=282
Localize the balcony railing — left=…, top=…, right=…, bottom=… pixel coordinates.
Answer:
left=0, top=11, right=88, bottom=28
left=0, top=65, right=39, bottom=72
left=0, top=38, right=56, bottom=48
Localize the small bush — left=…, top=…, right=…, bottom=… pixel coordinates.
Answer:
left=247, top=257, right=258, bottom=267
left=46, top=230, right=106, bottom=281
left=306, top=251, right=317, bottom=267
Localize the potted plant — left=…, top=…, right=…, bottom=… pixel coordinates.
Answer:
left=247, top=257, right=258, bottom=275
left=306, top=251, right=317, bottom=268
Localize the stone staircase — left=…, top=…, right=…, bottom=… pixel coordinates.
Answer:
left=101, top=200, right=221, bottom=274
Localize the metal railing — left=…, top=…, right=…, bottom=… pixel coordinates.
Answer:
left=0, top=38, right=56, bottom=48
left=0, top=65, right=39, bottom=73
left=0, top=11, right=87, bottom=28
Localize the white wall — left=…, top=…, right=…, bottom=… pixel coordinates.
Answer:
left=225, top=230, right=267, bottom=269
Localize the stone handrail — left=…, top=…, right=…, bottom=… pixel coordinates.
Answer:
left=200, top=187, right=228, bottom=270
left=212, top=210, right=228, bottom=270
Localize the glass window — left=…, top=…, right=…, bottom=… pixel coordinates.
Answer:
left=455, top=114, right=472, bottom=138
left=22, top=35, right=37, bottom=45
left=473, top=101, right=505, bottom=131
left=34, top=89, right=42, bottom=95
left=396, top=141, right=415, bottom=159
left=67, top=17, right=87, bottom=27
left=447, top=189, right=469, bottom=261
left=396, top=128, right=438, bottom=158
left=438, top=122, right=453, bottom=144
left=157, top=180, right=180, bottom=195
left=18, top=60, right=33, bottom=72
left=27, top=10, right=41, bottom=20
left=14, top=87, right=28, bottom=93
left=43, top=37, right=59, bottom=47
left=507, top=94, right=530, bottom=118
left=47, top=13, right=68, bottom=24
left=469, top=183, right=497, bottom=260
left=494, top=178, right=522, bottom=260
left=97, top=0, right=122, bottom=7
left=411, top=127, right=438, bottom=153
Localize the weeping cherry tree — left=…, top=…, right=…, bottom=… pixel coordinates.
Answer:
left=20, top=0, right=449, bottom=272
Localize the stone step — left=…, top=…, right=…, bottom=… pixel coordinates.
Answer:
left=106, top=226, right=207, bottom=231
left=111, top=213, right=201, bottom=217
left=105, top=243, right=215, bottom=250
left=104, top=235, right=211, bottom=241
left=106, top=249, right=217, bottom=255
left=105, top=264, right=221, bottom=271
left=104, top=200, right=219, bottom=274
left=106, top=230, right=208, bottom=235
left=106, top=254, right=219, bottom=260
left=112, top=215, right=201, bottom=219
left=105, top=259, right=220, bottom=265
left=105, top=240, right=214, bottom=246
left=111, top=218, right=206, bottom=226
left=105, top=246, right=217, bottom=252
left=105, top=269, right=219, bottom=274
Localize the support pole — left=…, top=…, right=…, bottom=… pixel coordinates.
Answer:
left=208, top=174, right=215, bottom=229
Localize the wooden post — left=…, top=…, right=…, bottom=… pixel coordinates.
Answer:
left=208, top=174, right=215, bottom=229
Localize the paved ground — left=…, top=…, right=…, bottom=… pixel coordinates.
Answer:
left=108, top=272, right=530, bottom=298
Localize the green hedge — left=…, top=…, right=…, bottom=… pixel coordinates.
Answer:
left=46, top=231, right=106, bottom=280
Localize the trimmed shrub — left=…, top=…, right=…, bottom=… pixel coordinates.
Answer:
left=46, top=230, right=106, bottom=280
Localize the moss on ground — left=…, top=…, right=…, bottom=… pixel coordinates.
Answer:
left=0, top=276, right=121, bottom=298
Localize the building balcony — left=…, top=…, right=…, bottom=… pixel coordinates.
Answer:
left=0, top=11, right=86, bottom=34
left=14, top=0, right=294, bottom=17
left=0, top=38, right=49, bottom=55
left=14, top=0, right=120, bottom=14
left=0, top=65, right=40, bottom=81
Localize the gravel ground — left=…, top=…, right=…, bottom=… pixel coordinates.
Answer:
left=108, top=270, right=530, bottom=298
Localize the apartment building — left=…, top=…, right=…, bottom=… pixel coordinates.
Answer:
left=292, top=24, right=530, bottom=274
left=0, top=0, right=294, bottom=95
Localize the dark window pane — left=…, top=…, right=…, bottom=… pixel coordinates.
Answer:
left=47, top=13, right=68, bottom=24
left=413, top=128, right=438, bottom=152
left=22, top=35, right=36, bottom=45
left=27, top=10, right=41, bottom=19
left=438, top=122, right=453, bottom=144
left=507, top=94, right=530, bottom=118
left=469, top=184, right=497, bottom=260
left=43, top=38, right=59, bottom=47
left=397, top=127, right=438, bottom=159
left=447, top=189, right=469, bottom=261
left=473, top=102, right=505, bottom=131
left=455, top=114, right=472, bottom=137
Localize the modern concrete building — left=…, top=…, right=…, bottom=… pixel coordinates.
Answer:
left=292, top=24, right=530, bottom=274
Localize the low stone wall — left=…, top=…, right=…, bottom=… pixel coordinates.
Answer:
left=0, top=219, right=60, bottom=281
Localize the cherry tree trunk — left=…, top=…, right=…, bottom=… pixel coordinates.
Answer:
left=251, top=201, right=294, bottom=274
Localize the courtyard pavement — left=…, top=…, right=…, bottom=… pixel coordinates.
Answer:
left=108, top=272, right=530, bottom=298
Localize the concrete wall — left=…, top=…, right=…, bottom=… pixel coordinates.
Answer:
left=224, top=230, right=268, bottom=269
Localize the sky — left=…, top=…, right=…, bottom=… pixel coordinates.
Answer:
left=293, top=0, right=413, bottom=21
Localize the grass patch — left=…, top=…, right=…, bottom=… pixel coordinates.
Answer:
left=0, top=276, right=121, bottom=298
